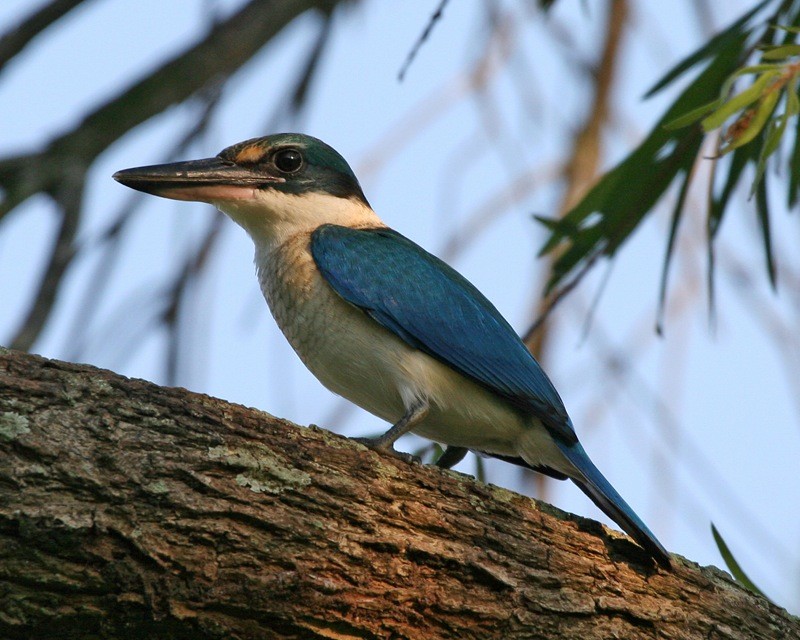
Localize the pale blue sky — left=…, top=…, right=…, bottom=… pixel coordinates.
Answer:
left=2, top=0, right=798, bottom=609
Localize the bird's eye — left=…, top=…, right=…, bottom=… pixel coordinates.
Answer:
left=274, top=149, right=303, bottom=174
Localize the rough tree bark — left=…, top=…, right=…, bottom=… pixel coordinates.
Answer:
left=0, top=348, right=795, bottom=639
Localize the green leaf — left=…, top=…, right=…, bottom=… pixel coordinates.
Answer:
left=785, top=78, right=800, bottom=117
left=755, top=177, right=777, bottom=288
left=664, top=98, right=723, bottom=130
left=771, top=23, right=800, bottom=34
left=664, top=64, right=785, bottom=131
left=709, top=145, right=753, bottom=240
left=751, top=111, right=789, bottom=196
left=725, top=62, right=788, bottom=77
left=539, top=0, right=797, bottom=312
left=706, top=142, right=758, bottom=316
left=760, top=43, right=800, bottom=59
left=789, top=95, right=800, bottom=207
left=539, top=27, right=750, bottom=295
left=701, top=71, right=778, bottom=131
left=533, top=214, right=563, bottom=233
left=656, top=169, right=693, bottom=334
left=711, top=524, right=772, bottom=601
left=645, top=0, right=771, bottom=98
left=723, top=85, right=781, bottom=151
left=717, top=63, right=785, bottom=101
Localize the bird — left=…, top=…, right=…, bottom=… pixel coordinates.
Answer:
left=114, top=133, right=670, bottom=568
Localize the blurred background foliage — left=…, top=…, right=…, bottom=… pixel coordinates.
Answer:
left=539, top=0, right=800, bottom=328
left=1, top=0, right=798, bottom=611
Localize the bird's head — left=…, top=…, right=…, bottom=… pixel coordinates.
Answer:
left=113, top=133, right=378, bottom=245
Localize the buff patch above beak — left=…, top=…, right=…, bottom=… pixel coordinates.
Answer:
left=233, top=144, right=267, bottom=164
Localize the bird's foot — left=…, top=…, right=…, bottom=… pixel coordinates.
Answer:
left=352, top=436, right=421, bottom=464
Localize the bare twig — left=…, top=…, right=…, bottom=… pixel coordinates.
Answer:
left=263, top=11, right=335, bottom=132
left=398, top=0, right=450, bottom=81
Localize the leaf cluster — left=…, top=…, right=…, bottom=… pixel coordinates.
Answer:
left=538, top=1, right=800, bottom=325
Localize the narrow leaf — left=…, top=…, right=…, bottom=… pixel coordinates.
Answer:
left=701, top=71, right=777, bottom=131
left=755, top=177, right=777, bottom=288
left=724, top=86, right=781, bottom=151
left=711, top=524, right=771, bottom=601
left=786, top=79, right=800, bottom=118
left=789, top=95, right=800, bottom=206
left=657, top=169, right=693, bottom=334
left=709, top=145, right=753, bottom=240
left=714, top=64, right=784, bottom=117
left=724, top=62, right=789, bottom=77
left=645, top=0, right=770, bottom=97
left=760, top=43, right=800, bottom=59
left=751, top=112, right=789, bottom=196
left=541, top=26, right=749, bottom=296
left=771, top=23, right=800, bottom=34
left=664, top=98, right=723, bottom=130
left=533, top=214, right=564, bottom=233
left=706, top=143, right=754, bottom=318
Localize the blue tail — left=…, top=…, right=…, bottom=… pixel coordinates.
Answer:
left=557, top=442, right=670, bottom=568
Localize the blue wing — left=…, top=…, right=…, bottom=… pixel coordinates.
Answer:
left=310, top=224, right=576, bottom=445
left=312, top=225, right=670, bottom=566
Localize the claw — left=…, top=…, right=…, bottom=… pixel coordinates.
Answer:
left=352, top=436, right=421, bottom=463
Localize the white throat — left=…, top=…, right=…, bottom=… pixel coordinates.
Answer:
left=213, top=189, right=384, bottom=253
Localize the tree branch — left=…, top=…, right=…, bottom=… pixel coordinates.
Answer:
left=0, top=0, right=92, bottom=73
left=8, top=166, right=83, bottom=351
left=0, top=0, right=342, bottom=353
left=0, top=348, right=795, bottom=638
left=0, top=0, right=340, bottom=220
left=523, top=0, right=628, bottom=350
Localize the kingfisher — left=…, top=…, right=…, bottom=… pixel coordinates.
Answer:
left=114, top=133, right=670, bottom=567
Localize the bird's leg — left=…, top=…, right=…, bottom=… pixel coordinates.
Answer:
left=354, top=399, right=429, bottom=462
left=435, top=446, right=468, bottom=469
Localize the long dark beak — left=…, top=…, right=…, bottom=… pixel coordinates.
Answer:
left=113, top=157, right=281, bottom=202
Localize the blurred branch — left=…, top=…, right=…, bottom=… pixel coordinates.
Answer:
left=66, top=85, right=224, bottom=362
left=359, top=5, right=513, bottom=182
left=162, top=213, right=225, bottom=386
left=9, top=166, right=84, bottom=351
left=1, top=0, right=340, bottom=218
left=440, top=164, right=561, bottom=260
left=0, top=0, right=92, bottom=74
left=1, top=0, right=343, bottom=352
left=263, top=10, right=335, bottom=132
left=523, top=0, right=627, bottom=349
left=398, top=0, right=450, bottom=81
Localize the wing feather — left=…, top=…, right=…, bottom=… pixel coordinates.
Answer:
left=310, top=224, right=576, bottom=445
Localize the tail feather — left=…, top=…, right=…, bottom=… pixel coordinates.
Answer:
left=557, top=442, right=671, bottom=568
